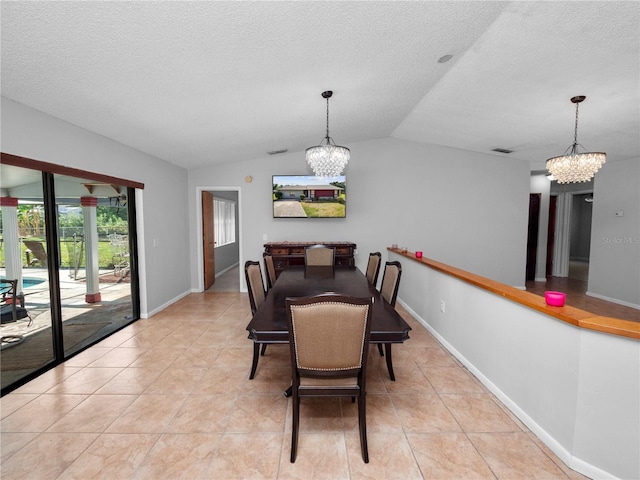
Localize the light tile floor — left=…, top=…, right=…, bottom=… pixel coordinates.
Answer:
left=1, top=290, right=590, bottom=479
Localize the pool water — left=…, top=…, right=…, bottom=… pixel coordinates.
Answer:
left=1, top=277, right=46, bottom=288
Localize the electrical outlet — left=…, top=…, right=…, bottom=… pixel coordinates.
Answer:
left=263, top=234, right=268, bottom=241
left=440, top=300, right=446, bottom=313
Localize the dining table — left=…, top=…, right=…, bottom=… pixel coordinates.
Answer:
left=246, top=265, right=411, bottom=387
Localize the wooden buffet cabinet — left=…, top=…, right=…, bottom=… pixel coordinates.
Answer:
left=263, top=241, right=356, bottom=278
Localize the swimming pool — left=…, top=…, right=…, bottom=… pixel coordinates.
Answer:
left=0, top=277, right=46, bottom=288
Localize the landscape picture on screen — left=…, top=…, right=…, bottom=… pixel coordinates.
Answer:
left=273, top=175, right=346, bottom=218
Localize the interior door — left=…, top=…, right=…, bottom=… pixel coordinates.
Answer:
left=202, top=191, right=216, bottom=289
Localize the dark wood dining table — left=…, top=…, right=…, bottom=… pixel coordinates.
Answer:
left=246, top=266, right=411, bottom=383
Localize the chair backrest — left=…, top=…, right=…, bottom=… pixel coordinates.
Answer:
left=380, top=261, right=402, bottom=307
left=365, top=252, right=382, bottom=286
left=263, top=254, right=277, bottom=290
left=244, top=261, right=266, bottom=315
left=304, top=245, right=335, bottom=266
left=286, top=294, right=372, bottom=378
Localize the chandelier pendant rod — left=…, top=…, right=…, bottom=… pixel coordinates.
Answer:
left=325, top=95, right=330, bottom=142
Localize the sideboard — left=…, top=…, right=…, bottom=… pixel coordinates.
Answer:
left=263, top=241, right=356, bottom=277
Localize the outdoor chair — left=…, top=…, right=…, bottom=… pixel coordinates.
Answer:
left=304, top=244, right=334, bottom=266
left=244, top=260, right=268, bottom=379
left=23, top=240, right=48, bottom=267
left=1, top=279, right=32, bottom=325
left=365, top=252, right=381, bottom=287
left=286, top=294, right=373, bottom=463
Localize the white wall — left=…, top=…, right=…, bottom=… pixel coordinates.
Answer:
left=187, top=137, right=531, bottom=291
left=393, top=250, right=640, bottom=480
left=1, top=97, right=192, bottom=316
left=588, top=157, right=640, bottom=308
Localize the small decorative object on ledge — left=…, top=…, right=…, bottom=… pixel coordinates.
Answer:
left=545, top=291, right=566, bottom=307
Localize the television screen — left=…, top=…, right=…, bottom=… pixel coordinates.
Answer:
left=273, top=175, right=346, bottom=218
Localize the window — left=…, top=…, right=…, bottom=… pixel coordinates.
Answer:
left=214, top=198, right=236, bottom=247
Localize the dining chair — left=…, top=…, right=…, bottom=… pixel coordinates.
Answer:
left=365, top=252, right=382, bottom=286
left=304, top=244, right=334, bottom=266
left=263, top=253, right=277, bottom=291
left=286, top=294, right=373, bottom=463
left=244, top=260, right=268, bottom=378
left=380, top=261, right=402, bottom=307
left=377, top=261, right=402, bottom=357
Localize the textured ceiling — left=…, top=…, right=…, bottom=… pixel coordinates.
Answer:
left=1, top=1, right=638, bottom=171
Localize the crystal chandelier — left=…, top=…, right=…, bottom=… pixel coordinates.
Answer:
left=306, top=91, right=350, bottom=177
left=546, top=96, right=606, bottom=184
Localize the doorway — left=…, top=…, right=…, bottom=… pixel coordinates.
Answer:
left=548, top=190, right=593, bottom=279
left=568, top=193, right=593, bottom=281
left=525, top=193, right=541, bottom=281
left=199, top=188, right=241, bottom=292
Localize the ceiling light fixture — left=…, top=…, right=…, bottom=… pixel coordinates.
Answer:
left=546, top=96, right=606, bottom=184
left=305, top=91, right=350, bottom=177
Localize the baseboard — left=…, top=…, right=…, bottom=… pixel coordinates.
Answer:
left=586, top=291, right=640, bottom=311
left=215, top=262, right=239, bottom=278
left=141, top=289, right=192, bottom=318
left=396, top=298, right=617, bottom=480
left=534, top=277, right=547, bottom=282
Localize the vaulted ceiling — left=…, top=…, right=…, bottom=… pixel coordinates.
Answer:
left=2, top=1, right=638, bottom=172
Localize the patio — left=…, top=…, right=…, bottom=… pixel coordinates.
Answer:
left=1, top=268, right=132, bottom=389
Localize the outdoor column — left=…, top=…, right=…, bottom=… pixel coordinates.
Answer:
left=1, top=197, right=23, bottom=294
left=81, top=196, right=101, bottom=303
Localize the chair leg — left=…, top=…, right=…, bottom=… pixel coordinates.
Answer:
left=377, top=343, right=384, bottom=356
left=260, top=343, right=267, bottom=356
left=291, top=393, right=300, bottom=463
left=358, top=393, right=369, bottom=463
left=384, top=343, right=395, bottom=381
left=249, top=342, right=260, bottom=379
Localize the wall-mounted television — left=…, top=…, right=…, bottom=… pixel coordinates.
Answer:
left=273, top=175, right=346, bottom=218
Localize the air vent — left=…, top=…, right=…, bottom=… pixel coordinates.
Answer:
left=492, top=148, right=513, bottom=154
left=268, top=149, right=288, bottom=155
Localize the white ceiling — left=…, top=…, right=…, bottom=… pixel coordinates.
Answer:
left=1, top=1, right=638, bottom=171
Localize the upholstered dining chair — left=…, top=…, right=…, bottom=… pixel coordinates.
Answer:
left=377, top=261, right=402, bottom=357
left=263, top=253, right=277, bottom=291
left=304, top=244, right=335, bottom=266
left=380, top=261, right=402, bottom=307
left=286, top=294, right=373, bottom=463
left=244, top=260, right=268, bottom=379
left=365, top=252, right=382, bottom=286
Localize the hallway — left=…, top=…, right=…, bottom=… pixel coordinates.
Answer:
left=525, top=261, right=639, bottom=323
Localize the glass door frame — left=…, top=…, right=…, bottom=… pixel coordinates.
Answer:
left=1, top=153, right=143, bottom=395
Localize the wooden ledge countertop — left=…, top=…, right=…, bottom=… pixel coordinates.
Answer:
left=388, top=248, right=640, bottom=341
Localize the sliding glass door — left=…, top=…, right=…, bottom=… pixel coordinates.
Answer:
left=1, top=166, right=55, bottom=390
left=1, top=159, right=140, bottom=393
left=54, top=174, right=136, bottom=357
